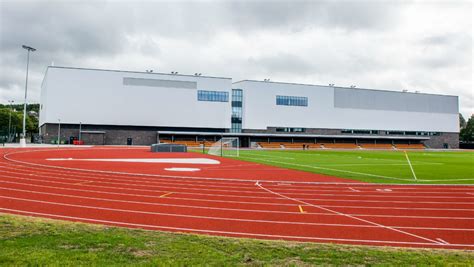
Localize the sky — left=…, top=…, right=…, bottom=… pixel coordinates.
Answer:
left=0, top=0, right=472, bottom=118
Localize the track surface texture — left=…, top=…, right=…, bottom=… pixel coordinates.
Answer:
left=0, top=147, right=473, bottom=250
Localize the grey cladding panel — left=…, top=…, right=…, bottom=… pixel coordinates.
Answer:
left=123, top=77, right=197, bottom=89
left=334, top=88, right=458, bottom=114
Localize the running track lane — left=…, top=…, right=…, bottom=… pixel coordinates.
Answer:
left=0, top=147, right=473, bottom=250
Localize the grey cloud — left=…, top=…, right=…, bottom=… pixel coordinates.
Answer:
left=0, top=0, right=471, bottom=118
left=225, top=0, right=402, bottom=32
left=248, top=53, right=315, bottom=75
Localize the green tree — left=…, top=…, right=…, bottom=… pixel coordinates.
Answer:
left=460, top=115, right=474, bottom=142
left=0, top=107, right=37, bottom=137
left=0, top=108, right=21, bottom=138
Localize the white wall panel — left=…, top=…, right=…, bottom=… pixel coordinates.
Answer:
left=234, top=81, right=459, bottom=133
left=40, top=67, right=232, bottom=129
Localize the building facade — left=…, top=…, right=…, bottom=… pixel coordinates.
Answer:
left=39, top=66, right=460, bottom=148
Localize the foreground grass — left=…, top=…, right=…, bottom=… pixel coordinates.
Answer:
left=1, top=214, right=473, bottom=265
left=232, top=150, right=474, bottom=184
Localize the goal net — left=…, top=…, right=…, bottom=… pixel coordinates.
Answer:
left=208, top=137, right=239, bottom=157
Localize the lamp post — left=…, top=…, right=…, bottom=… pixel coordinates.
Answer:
left=20, top=45, right=36, bottom=147
left=8, top=100, right=14, bottom=142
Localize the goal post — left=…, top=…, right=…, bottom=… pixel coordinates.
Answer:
left=208, top=137, right=239, bottom=157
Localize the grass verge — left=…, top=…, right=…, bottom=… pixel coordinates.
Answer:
left=1, top=214, right=473, bottom=265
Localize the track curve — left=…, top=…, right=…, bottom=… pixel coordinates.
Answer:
left=0, top=147, right=473, bottom=250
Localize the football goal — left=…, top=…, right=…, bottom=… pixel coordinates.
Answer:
left=208, top=137, right=239, bottom=157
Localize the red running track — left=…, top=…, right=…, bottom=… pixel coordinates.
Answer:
left=0, top=147, right=473, bottom=250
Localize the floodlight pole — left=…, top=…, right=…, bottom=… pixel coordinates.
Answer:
left=20, top=45, right=36, bottom=147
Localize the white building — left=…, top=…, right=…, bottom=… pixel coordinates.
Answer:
left=39, top=66, right=459, bottom=148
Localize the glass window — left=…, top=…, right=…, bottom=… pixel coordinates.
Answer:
left=276, top=95, right=308, bottom=107
left=197, top=90, right=229, bottom=102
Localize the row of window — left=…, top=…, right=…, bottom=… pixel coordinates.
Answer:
left=386, top=131, right=441, bottom=136
left=197, top=90, right=229, bottom=102
left=276, top=127, right=306, bottom=133
left=276, top=95, right=308, bottom=107
left=342, top=129, right=379, bottom=135
left=342, top=129, right=441, bottom=136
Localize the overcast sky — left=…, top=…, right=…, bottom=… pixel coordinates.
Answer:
left=0, top=0, right=472, bottom=118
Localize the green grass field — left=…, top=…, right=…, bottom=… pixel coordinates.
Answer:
left=233, top=149, right=474, bottom=184
left=2, top=214, right=473, bottom=266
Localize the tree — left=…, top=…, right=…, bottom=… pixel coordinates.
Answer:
left=459, top=113, right=467, bottom=129
left=0, top=108, right=21, bottom=139
left=0, top=107, right=37, bottom=137
left=460, top=115, right=474, bottom=142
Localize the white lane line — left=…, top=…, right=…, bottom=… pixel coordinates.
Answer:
left=2, top=183, right=472, bottom=220
left=376, top=189, right=393, bottom=192
left=256, top=183, right=443, bottom=245
left=348, top=187, right=360, bottom=192
left=3, top=208, right=473, bottom=248
left=3, top=152, right=474, bottom=185
left=1, top=195, right=366, bottom=228
left=2, top=151, right=358, bottom=185
left=0, top=187, right=474, bottom=231
left=6, top=166, right=471, bottom=199
left=436, top=238, right=450, bottom=244
left=46, top=158, right=221, bottom=165
left=2, top=161, right=473, bottom=194
left=2, top=177, right=474, bottom=210
left=404, top=151, right=418, bottom=181
left=4, top=162, right=472, bottom=195
left=2, top=180, right=473, bottom=216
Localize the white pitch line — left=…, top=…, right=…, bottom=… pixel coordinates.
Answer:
left=242, top=153, right=295, bottom=160
left=348, top=187, right=360, bottom=192
left=404, top=151, right=418, bottom=181
left=3, top=208, right=474, bottom=248
left=256, top=183, right=443, bottom=245
left=239, top=156, right=412, bottom=182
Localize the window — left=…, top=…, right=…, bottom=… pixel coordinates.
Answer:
left=275, top=127, right=306, bottom=133
left=197, top=90, right=229, bottom=102
left=341, top=129, right=380, bottom=135
left=387, top=131, right=405, bottom=135
left=276, top=95, right=308, bottom=107
left=231, top=89, right=243, bottom=133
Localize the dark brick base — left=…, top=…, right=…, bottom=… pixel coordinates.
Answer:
left=40, top=124, right=459, bottom=148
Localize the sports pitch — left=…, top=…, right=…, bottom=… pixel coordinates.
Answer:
left=234, top=149, right=474, bottom=184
